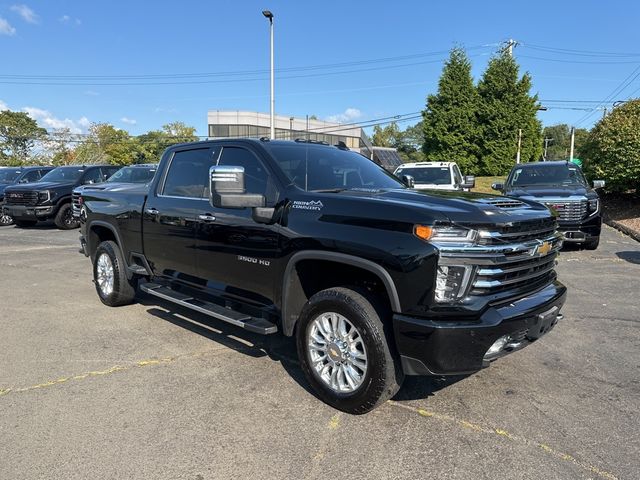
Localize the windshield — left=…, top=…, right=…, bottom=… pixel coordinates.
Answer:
left=395, top=166, right=452, bottom=185
left=107, top=166, right=157, bottom=184
left=0, top=169, right=22, bottom=183
left=40, top=166, right=85, bottom=183
left=507, top=164, right=588, bottom=188
left=267, top=144, right=404, bottom=192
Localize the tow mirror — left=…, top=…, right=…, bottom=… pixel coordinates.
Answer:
left=491, top=182, right=504, bottom=191
left=593, top=180, right=605, bottom=189
left=209, top=165, right=265, bottom=209
left=462, top=175, right=475, bottom=189
left=401, top=174, right=415, bottom=188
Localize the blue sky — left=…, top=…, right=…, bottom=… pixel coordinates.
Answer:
left=1, top=0, right=640, bottom=136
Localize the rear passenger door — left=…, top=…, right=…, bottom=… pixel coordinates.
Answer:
left=142, top=146, right=219, bottom=281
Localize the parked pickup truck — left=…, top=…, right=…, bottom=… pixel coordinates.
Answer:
left=0, top=165, right=55, bottom=226
left=4, top=164, right=120, bottom=229
left=79, top=139, right=566, bottom=413
left=493, top=161, right=604, bottom=249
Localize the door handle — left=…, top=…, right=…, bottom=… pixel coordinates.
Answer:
left=145, top=207, right=160, bottom=216
left=198, top=214, right=216, bottom=222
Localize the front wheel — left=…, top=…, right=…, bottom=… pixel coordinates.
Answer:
left=296, top=287, right=404, bottom=414
left=54, top=203, right=80, bottom=230
left=584, top=236, right=600, bottom=250
left=93, top=240, right=137, bottom=306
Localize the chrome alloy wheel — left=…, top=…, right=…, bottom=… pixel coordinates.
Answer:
left=96, top=253, right=114, bottom=296
left=0, top=212, right=13, bottom=226
left=307, top=312, right=368, bottom=393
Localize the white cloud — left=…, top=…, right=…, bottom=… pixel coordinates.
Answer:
left=22, top=106, right=91, bottom=134
left=59, top=14, right=81, bottom=25
left=0, top=17, right=16, bottom=35
left=121, top=117, right=137, bottom=125
left=10, top=4, right=39, bottom=24
left=0, top=99, right=8, bottom=110
left=325, top=107, right=362, bottom=124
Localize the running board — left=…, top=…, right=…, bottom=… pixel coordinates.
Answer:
left=139, top=282, right=278, bottom=335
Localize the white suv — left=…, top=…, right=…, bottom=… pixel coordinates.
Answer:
left=393, top=162, right=475, bottom=191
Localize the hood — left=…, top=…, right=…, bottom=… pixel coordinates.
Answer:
left=5, top=181, right=76, bottom=193
left=319, top=188, right=553, bottom=228
left=506, top=185, right=592, bottom=199
left=75, top=182, right=150, bottom=194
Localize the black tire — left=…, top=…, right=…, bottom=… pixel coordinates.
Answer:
left=54, top=203, right=80, bottom=230
left=93, top=240, right=137, bottom=307
left=14, top=219, right=37, bottom=228
left=296, top=287, right=404, bottom=414
left=584, top=236, right=600, bottom=250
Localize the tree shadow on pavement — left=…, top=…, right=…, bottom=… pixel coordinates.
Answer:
left=616, top=251, right=640, bottom=264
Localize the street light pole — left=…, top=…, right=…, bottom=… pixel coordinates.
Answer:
left=262, top=10, right=275, bottom=140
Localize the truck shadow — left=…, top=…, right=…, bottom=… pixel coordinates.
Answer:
left=137, top=292, right=467, bottom=402
left=137, top=292, right=316, bottom=396
left=616, top=251, right=640, bottom=264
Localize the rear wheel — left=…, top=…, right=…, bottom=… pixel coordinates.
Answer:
left=14, top=219, right=37, bottom=228
left=296, top=287, right=404, bottom=414
left=93, top=240, right=137, bottom=306
left=584, top=236, right=600, bottom=250
left=54, top=203, right=79, bottom=230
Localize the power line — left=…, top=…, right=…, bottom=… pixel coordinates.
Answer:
left=522, top=43, right=640, bottom=58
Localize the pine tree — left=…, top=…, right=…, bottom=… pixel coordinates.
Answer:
left=422, top=48, right=479, bottom=174
left=477, top=51, right=542, bottom=175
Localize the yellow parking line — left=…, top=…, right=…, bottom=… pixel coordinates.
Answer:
left=388, top=401, right=618, bottom=480
left=0, top=354, right=197, bottom=398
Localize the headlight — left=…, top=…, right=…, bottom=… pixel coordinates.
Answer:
left=38, top=191, right=51, bottom=203
left=434, top=265, right=472, bottom=302
left=414, top=225, right=477, bottom=243
left=588, top=198, right=599, bottom=213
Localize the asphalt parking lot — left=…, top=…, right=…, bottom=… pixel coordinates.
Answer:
left=0, top=223, right=638, bottom=480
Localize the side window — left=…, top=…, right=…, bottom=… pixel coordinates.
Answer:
left=101, top=167, right=120, bottom=181
left=217, top=147, right=270, bottom=197
left=23, top=170, right=41, bottom=182
left=453, top=165, right=463, bottom=185
left=82, top=168, right=103, bottom=184
left=162, top=148, right=214, bottom=198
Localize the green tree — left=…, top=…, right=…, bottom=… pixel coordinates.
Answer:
left=371, top=122, right=402, bottom=147
left=137, top=121, right=198, bottom=162
left=542, top=124, right=589, bottom=160
left=582, top=99, right=640, bottom=192
left=422, top=48, right=479, bottom=173
left=477, top=51, right=543, bottom=175
left=0, top=110, right=47, bottom=165
left=75, top=123, right=141, bottom=165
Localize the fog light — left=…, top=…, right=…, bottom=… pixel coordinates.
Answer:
left=486, top=335, right=512, bottom=357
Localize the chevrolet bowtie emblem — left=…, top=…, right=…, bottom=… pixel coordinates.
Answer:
left=537, top=241, right=552, bottom=256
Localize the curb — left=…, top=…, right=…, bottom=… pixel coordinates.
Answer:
left=603, top=216, right=640, bottom=243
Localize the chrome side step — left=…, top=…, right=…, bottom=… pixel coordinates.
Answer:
left=139, top=282, right=278, bottom=335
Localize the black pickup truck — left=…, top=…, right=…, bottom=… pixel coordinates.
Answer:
left=4, top=164, right=120, bottom=229
left=0, top=166, right=54, bottom=225
left=79, top=139, right=566, bottom=413
left=493, top=161, right=604, bottom=249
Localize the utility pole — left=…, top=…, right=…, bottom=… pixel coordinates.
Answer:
left=543, top=137, right=553, bottom=161
left=505, top=39, right=518, bottom=57
left=569, top=127, right=575, bottom=161
left=516, top=129, right=522, bottom=164
left=262, top=10, right=275, bottom=140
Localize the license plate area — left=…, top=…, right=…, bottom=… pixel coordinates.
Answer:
left=527, top=306, right=559, bottom=340
left=564, top=231, right=586, bottom=240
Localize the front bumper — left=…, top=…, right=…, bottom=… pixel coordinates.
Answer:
left=393, top=281, right=567, bottom=376
left=558, top=215, right=601, bottom=242
left=4, top=204, right=55, bottom=220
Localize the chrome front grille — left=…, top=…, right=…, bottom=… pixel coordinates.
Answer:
left=437, top=230, right=563, bottom=299
left=72, top=192, right=81, bottom=214
left=478, top=217, right=557, bottom=245
left=543, top=200, right=587, bottom=222
left=5, top=190, right=38, bottom=206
